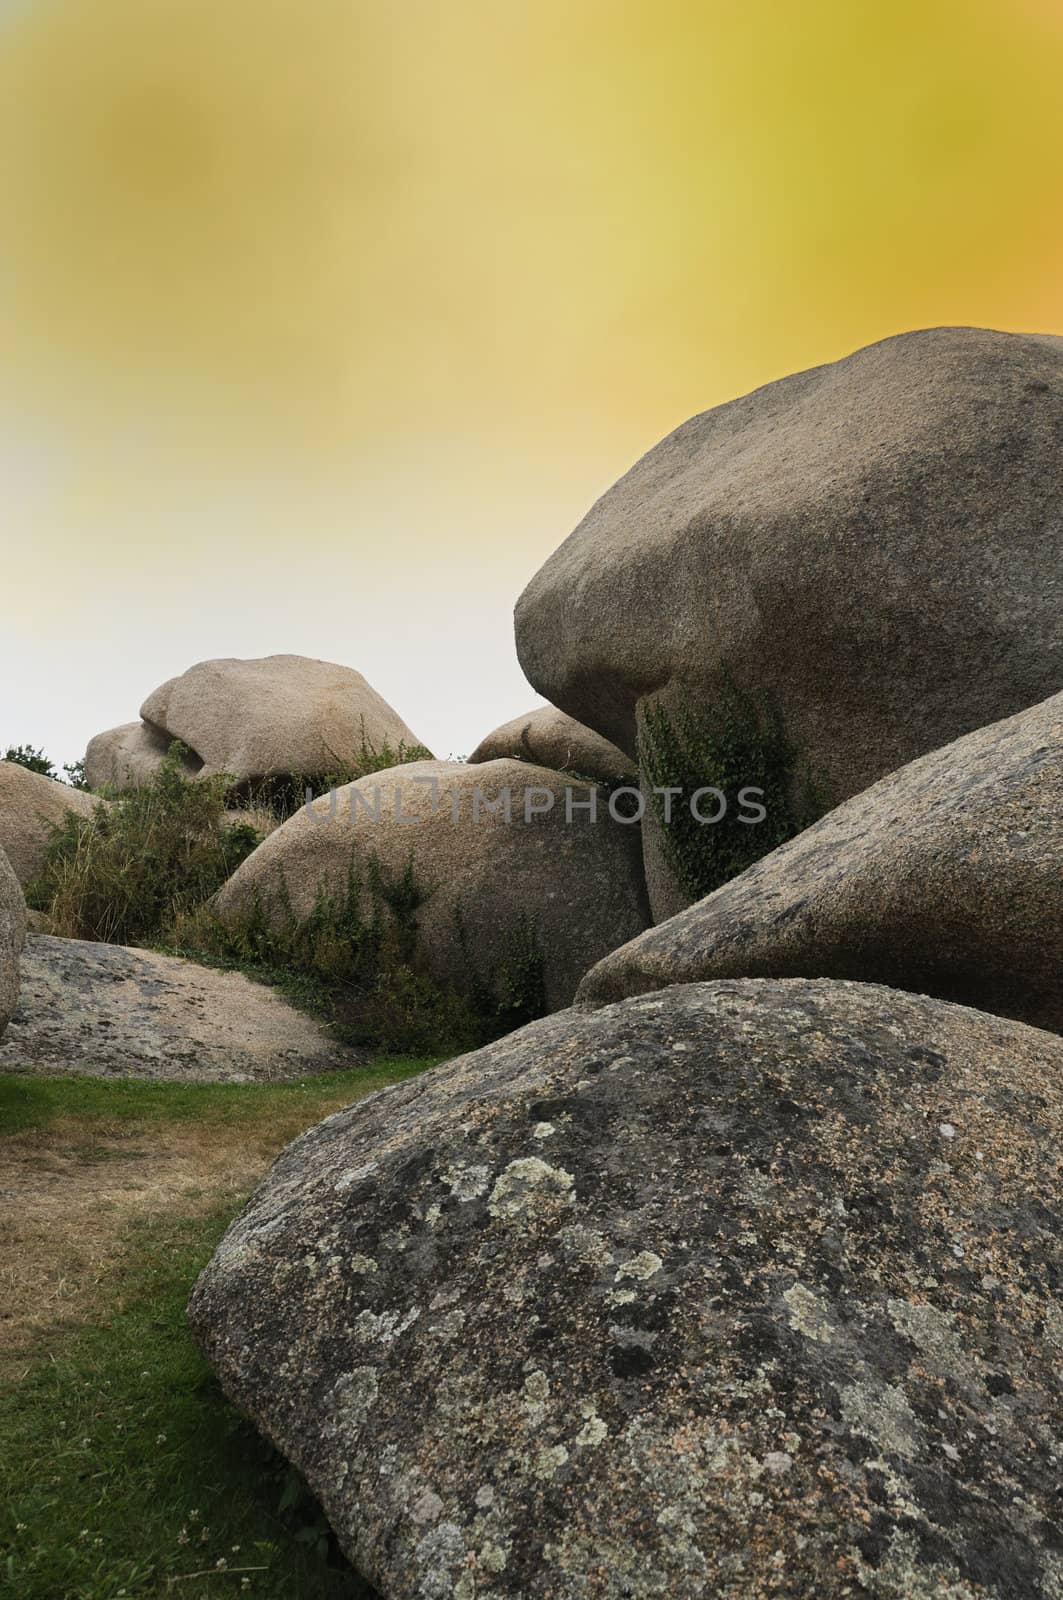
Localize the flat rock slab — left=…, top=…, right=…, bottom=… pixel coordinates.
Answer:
left=0, top=934, right=356, bottom=1082
left=190, top=978, right=1063, bottom=1599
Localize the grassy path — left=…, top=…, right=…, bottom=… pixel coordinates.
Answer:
left=0, top=1060, right=436, bottom=1599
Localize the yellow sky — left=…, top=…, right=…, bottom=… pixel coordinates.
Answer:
left=2, top=0, right=1062, bottom=761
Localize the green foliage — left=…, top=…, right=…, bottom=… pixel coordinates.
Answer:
left=27, top=736, right=547, bottom=1057
left=247, top=736, right=435, bottom=821
left=62, top=758, right=90, bottom=791
left=178, top=852, right=547, bottom=1059
left=27, top=743, right=262, bottom=945
left=637, top=680, right=823, bottom=900
left=457, top=910, right=547, bottom=1038
left=0, top=1202, right=379, bottom=1599
left=3, top=744, right=56, bottom=779
left=2, top=746, right=87, bottom=788
left=0, top=1059, right=437, bottom=1138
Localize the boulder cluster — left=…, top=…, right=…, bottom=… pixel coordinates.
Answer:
left=3, top=326, right=1062, bottom=1597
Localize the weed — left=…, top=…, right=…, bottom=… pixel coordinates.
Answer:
left=173, top=852, right=547, bottom=1058
left=637, top=677, right=823, bottom=900
left=27, top=744, right=262, bottom=945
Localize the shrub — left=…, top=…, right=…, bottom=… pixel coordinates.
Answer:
left=27, top=744, right=262, bottom=945
left=245, top=736, right=435, bottom=821
left=30, top=740, right=548, bottom=1055
left=4, top=744, right=56, bottom=779
left=637, top=678, right=823, bottom=900
left=173, top=855, right=548, bottom=1058
left=3, top=745, right=89, bottom=788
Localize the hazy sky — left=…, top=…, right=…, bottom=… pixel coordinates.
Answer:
left=2, top=0, right=1062, bottom=767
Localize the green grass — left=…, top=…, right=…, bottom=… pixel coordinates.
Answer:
left=0, top=1062, right=441, bottom=1600
left=0, top=1205, right=375, bottom=1600
left=0, top=1060, right=434, bottom=1138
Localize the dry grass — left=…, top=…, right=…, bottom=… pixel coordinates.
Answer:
left=0, top=1120, right=267, bottom=1381
left=0, top=1062, right=432, bottom=1384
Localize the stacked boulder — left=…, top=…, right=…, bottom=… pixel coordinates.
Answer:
left=515, top=326, right=1063, bottom=918
left=84, top=654, right=429, bottom=794
left=213, top=758, right=650, bottom=1012
left=469, top=706, right=635, bottom=787
left=579, top=687, right=1063, bottom=1033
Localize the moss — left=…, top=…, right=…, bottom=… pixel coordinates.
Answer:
left=637, top=679, right=823, bottom=900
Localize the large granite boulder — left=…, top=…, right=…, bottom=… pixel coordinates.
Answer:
left=189, top=978, right=1063, bottom=1599
left=212, top=759, right=649, bottom=1013
left=0, top=934, right=353, bottom=1082
left=139, top=655, right=427, bottom=787
left=0, top=846, right=25, bottom=1038
left=0, top=761, right=100, bottom=887
left=514, top=327, right=1063, bottom=918
left=578, top=688, right=1063, bottom=1033
left=83, top=719, right=193, bottom=792
left=469, top=707, right=635, bottom=786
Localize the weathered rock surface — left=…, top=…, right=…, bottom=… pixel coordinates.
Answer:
left=0, top=847, right=26, bottom=1039
left=83, top=719, right=192, bottom=792
left=0, top=934, right=355, bottom=1081
left=515, top=326, right=1063, bottom=915
left=0, top=761, right=99, bottom=886
left=189, top=978, right=1063, bottom=1599
left=469, top=707, right=635, bottom=786
left=579, top=689, right=1063, bottom=1032
left=140, top=654, right=428, bottom=786
left=212, top=759, right=650, bottom=1012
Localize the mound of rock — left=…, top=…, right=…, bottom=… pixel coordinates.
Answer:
left=0, top=934, right=355, bottom=1082
left=0, top=761, right=100, bottom=887
left=189, top=978, right=1063, bottom=1599
left=515, top=326, right=1063, bottom=916
left=141, top=654, right=427, bottom=786
left=579, top=688, right=1063, bottom=1033
left=0, top=847, right=25, bottom=1039
left=212, top=759, right=649, bottom=1012
left=469, top=707, right=635, bottom=786
left=83, top=719, right=196, bottom=792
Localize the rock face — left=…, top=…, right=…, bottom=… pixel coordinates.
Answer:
left=83, top=720, right=193, bottom=792
left=578, top=689, right=1063, bottom=1033
left=0, top=847, right=25, bottom=1039
left=212, top=760, right=650, bottom=1013
left=514, top=326, right=1063, bottom=916
left=469, top=707, right=635, bottom=786
left=0, top=761, right=99, bottom=887
left=140, top=654, right=427, bottom=786
left=0, top=934, right=355, bottom=1082
left=189, top=978, right=1063, bottom=1600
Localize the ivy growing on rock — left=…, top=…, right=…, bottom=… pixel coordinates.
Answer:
left=637, top=677, right=823, bottom=901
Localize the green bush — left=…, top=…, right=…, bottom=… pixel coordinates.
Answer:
left=638, top=679, right=823, bottom=900
left=175, top=854, right=547, bottom=1058
left=3, top=743, right=55, bottom=778
left=29, top=740, right=548, bottom=1055
left=27, top=744, right=262, bottom=945
left=3, top=744, right=89, bottom=788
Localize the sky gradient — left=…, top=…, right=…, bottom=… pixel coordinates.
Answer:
left=2, top=0, right=1062, bottom=766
